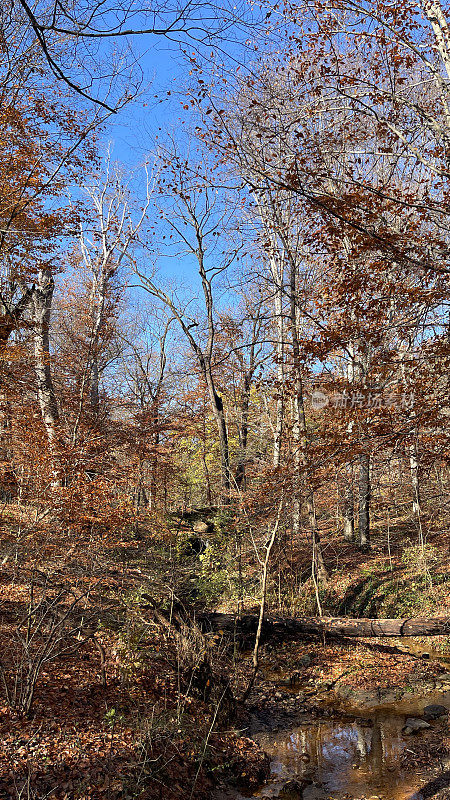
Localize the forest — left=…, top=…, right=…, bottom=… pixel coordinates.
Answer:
left=1, top=0, right=450, bottom=798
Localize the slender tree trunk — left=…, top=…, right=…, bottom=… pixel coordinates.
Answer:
left=0, top=394, right=16, bottom=502
left=89, top=279, right=106, bottom=416
left=409, top=441, right=424, bottom=548
left=134, top=453, right=144, bottom=536
left=343, top=344, right=356, bottom=541
left=204, top=369, right=231, bottom=501
left=236, top=374, right=250, bottom=490
left=271, top=254, right=284, bottom=468
left=289, top=260, right=302, bottom=539
left=288, top=261, right=327, bottom=582
left=399, top=345, right=423, bottom=540
left=291, top=394, right=302, bottom=538
left=90, top=353, right=100, bottom=413
left=348, top=333, right=371, bottom=550
left=254, top=196, right=285, bottom=469
left=242, top=500, right=283, bottom=701
left=32, top=271, right=61, bottom=485
left=0, top=393, right=11, bottom=458
left=409, top=445, right=421, bottom=519
left=202, top=450, right=213, bottom=506
left=0, top=289, right=33, bottom=356
left=306, top=485, right=328, bottom=585
left=201, top=411, right=213, bottom=506
left=147, top=325, right=170, bottom=510
left=149, top=398, right=160, bottom=510
left=359, top=451, right=370, bottom=549
left=343, top=467, right=355, bottom=542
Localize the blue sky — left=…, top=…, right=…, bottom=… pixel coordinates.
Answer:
left=100, top=36, right=246, bottom=289
left=90, top=13, right=266, bottom=293
left=99, top=0, right=269, bottom=163
left=101, top=40, right=199, bottom=285
left=104, top=41, right=188, bottom=165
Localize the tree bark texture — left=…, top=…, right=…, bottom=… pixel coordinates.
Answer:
left=359, top=452, right=370, bottom=548
left=32, top=271, right=61, bottom=486
left=32, top=273, right=59, bottom=443
left=200, top=612, right=450, bottom=638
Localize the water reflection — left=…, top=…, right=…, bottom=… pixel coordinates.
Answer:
left=253, top=714, right=426, bottom=800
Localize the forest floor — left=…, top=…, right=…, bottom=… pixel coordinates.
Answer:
left=1, top=507, right=450, bottom=799
left=3, top=610, right=450, bottom=800
left=0, top=590, right=270, bottom=799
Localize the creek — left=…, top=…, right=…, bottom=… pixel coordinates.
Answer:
left=214, top=647, right=450, bottom=800
left=246, top=695, right=449, bottom=800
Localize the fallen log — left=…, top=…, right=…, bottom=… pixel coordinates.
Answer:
left=199, top=613, right=450, bottom=638
left=278, top=616, right=450, bottom=637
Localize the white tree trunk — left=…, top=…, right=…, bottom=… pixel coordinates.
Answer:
left=32, top=271, right=61, bottom=484
left=270, top=253, right=284, bottom=468
left=343, top=464, right=355, bottom=542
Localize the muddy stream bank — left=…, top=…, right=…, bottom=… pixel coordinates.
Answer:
left=214, top=644, right=450, bottom=800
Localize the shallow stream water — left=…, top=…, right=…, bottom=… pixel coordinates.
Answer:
left=248, top=704, right=441, bottom=800
left=216, top=676, right=450, bottom=800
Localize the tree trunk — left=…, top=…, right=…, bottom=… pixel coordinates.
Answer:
left=346, top=330, right=371, bottom=550
left=0, top=289, right=33, bottom=354
left=204, top=369, right=231, bottom=501
left=359, top=452, right=370, bottom=548
left=201, top=410, right=213, bottom=506
left=343, top=342, right=356, bottom=542
left=90, top=352, right=100, bottom=414
left=0, top=394, right=16, bottom=502
left=343, top=478, right=355, bottom=541
left=291, top=393, right=302, bottom=539
left=409, top=442, right=424, bottom=546
left=270, top=253, right=284, bottom=469
left=254, top=195, right=285, bottom=469
left=289, top=261, right=303, bottom=540
left=149, top=399, right=160, bottom=510
left=288, top=260, right=328, bottom=583
left=236, top=374, right=250, bottom=490
left=200, top=612, right=450, bottom=638
left=339, top=462, right=355, bottom=541
left=409, top=446, right=420, bottom=513
left=32, top=271, right=61, bottom=485
left=399, top=344, right=423, bottom=543
left=89, top=278, right=106, bottom=416
left=242, top=501, right=282, bottom=701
